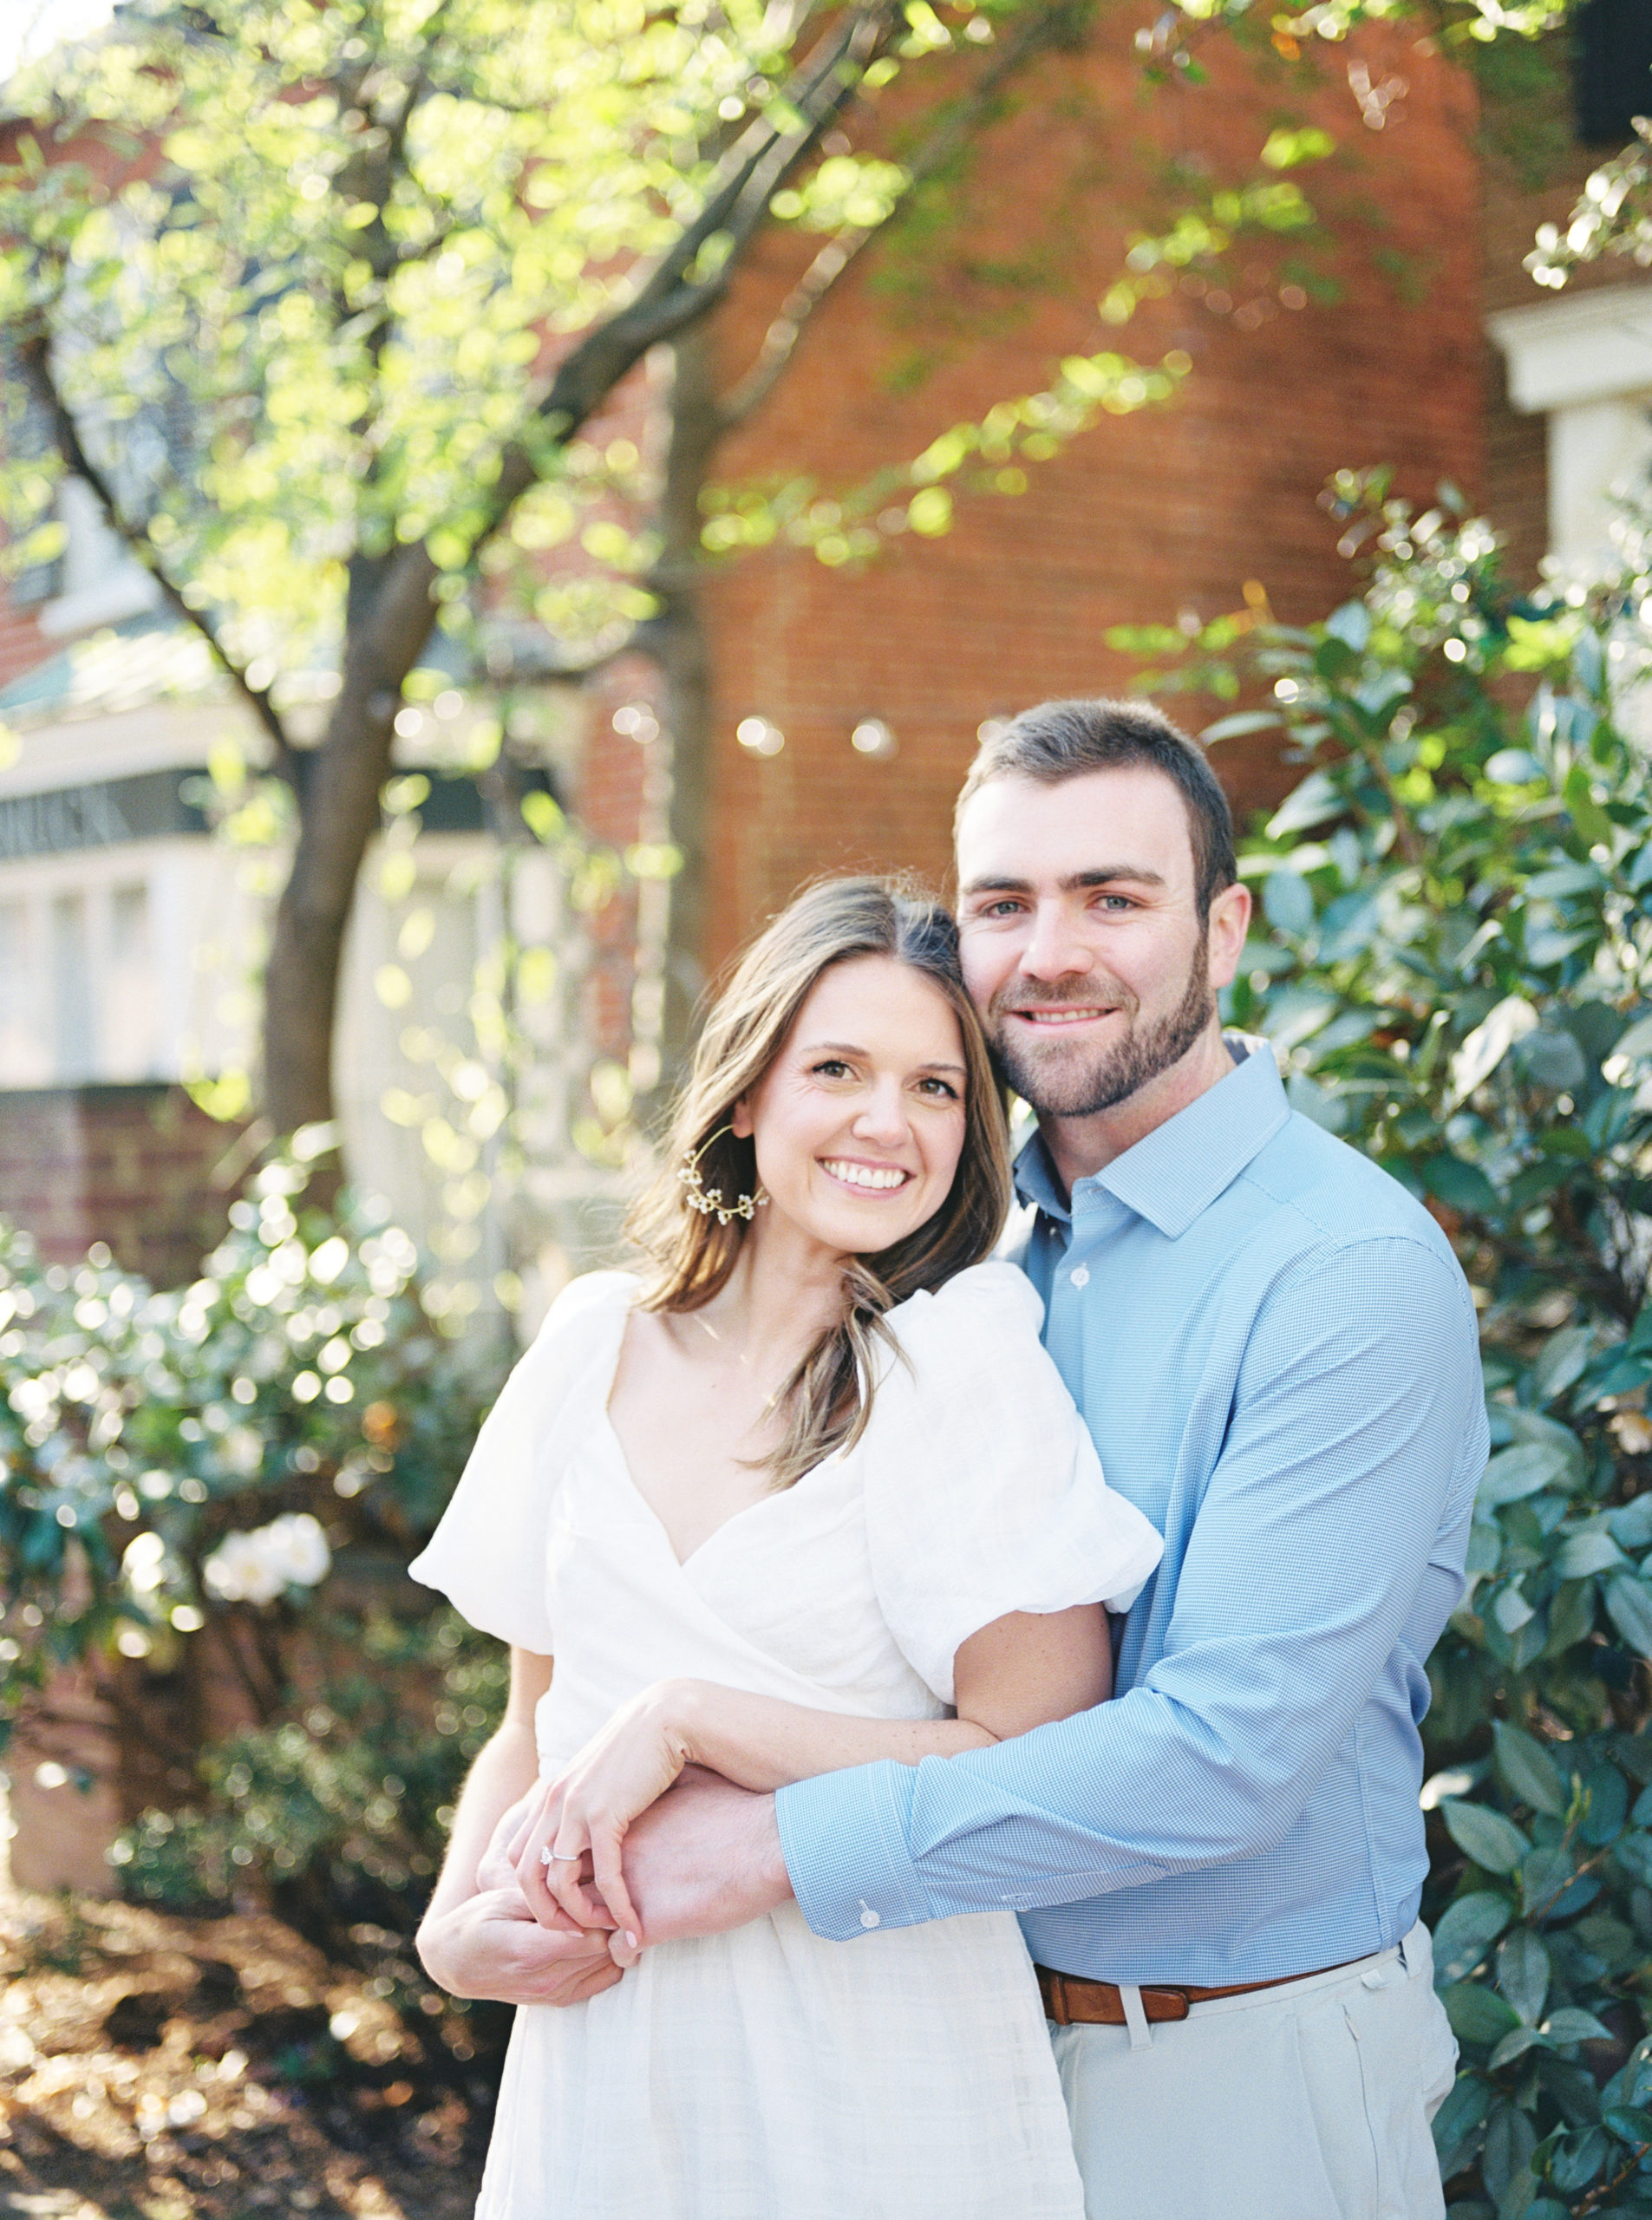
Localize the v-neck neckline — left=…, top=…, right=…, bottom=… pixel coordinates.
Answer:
left=597, top=1300, right=811, bottom=1573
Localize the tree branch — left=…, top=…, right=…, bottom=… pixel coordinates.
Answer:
left=721, top=0, right=1089, bottom=427
left=15, top=328, right=299, bottom=784
left=482, top=619, right=665, bottom=689
left=474, top=2, right=897, bottom=546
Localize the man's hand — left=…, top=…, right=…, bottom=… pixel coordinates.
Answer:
left=418, top=1788, right=621, bottom=2008
left=417, top=1888, right=623, bottom=2008
left=609, top=1765, right=793, bottom=1967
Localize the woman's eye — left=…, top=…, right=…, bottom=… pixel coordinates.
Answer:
left=917, top=1078, right=960, bottom=1100
left=812, top=1060, right=852, bottom=1080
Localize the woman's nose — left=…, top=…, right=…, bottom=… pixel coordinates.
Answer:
left=852, top=1082, right=911, bottom=1145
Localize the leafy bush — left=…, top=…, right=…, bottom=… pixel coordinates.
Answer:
left=0, top=1143, right=494, bottom=1720
left=114, top=1610, right=506, bottom=1931
left=1126, top=471, right=1652, bottom=2217
left=0, top=1145, right=506, bottom=1974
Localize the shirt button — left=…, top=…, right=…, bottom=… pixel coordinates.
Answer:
left=859, top=1905, right=882, bottom=1929
left=1069, top=1264, right=1090, bottom=1289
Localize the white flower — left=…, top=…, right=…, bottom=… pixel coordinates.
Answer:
left=122, top=1531, right=169, bottom=1595
left=202, top=1512, right=331, bottom=1605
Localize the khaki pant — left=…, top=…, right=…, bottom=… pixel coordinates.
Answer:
left=1050, top=1923, right=1459, bottom=2220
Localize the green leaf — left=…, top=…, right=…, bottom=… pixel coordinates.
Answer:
left=1482, top=2096, right=1538, bottom=2204
left=1605, top=1575, right=1652, bottom=1658
left=1564, top=759, right=1614, bottom=847
left=1432, top=2068, right=1491, bottom=2180
left=1542, top=2008, right=1614, bottom=2044
left=1551, top=2125, right=1611, bottom=2192
left=1440, top=1979, right=1522, bottom=2044
left=1520, top=1842, right=1577, bottom=1918
left=1554, top=1529, right=1629, bottom=1578
left=1488, top=2024, right=1546, bottom=2067
left=1324, top=599, right=1372, bottom=651
left=1421, top=1154, right=1499, bottom=1215
left=1497, top=1925, right=1550, bottom=2024
left=1602, top=2104, right=1652, bottom=2148
left=1263, top=870, right=1316, bottom=937
left=1493, top=1722, right=1567, bottom=1817
left=1572, top=630, right=1606, bottom=701
left=1529, top=1325, right=1593, bottom=1407
left=1612, top=1495, right=1652, bottom=1551
left=1614, top=1830, right=1652, bottom=1886
left=1202, top=710, right=1283, bottom=742
left=1265, top=771, right=1344, bottom=838
left=1479, top=1442, right=1574, bottom=1509
left=1516, top=1029, right=1589, bottom=1093
left=1441, top=1799, right=1531, bottom=1876
left=1610, top=1010, right=1652, bottom=1067
left=1432, top=1891, right=1513, bottom=1982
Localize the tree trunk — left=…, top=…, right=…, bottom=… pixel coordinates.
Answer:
left=645, top=320, right=727, bottom=1095
left=260, top=548, right=441, bottom=1135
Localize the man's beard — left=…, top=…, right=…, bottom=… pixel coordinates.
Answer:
left=986, top=937, right=1215, bottom=1119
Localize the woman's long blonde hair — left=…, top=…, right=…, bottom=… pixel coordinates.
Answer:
left=626, top=876, right=1011, bottom=1487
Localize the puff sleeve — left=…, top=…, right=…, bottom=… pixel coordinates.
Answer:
left=408, top=1270, right=636, bottom=1654
left=865, top=1261, right=1163, bottom=1705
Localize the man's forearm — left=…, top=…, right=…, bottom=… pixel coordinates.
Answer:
left=610, top=1767, right=793, bottom=1962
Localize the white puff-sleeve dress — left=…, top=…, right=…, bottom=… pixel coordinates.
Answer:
left=410, top=1260, right=1162, bottom=2220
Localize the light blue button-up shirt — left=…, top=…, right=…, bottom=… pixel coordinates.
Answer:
left=775, top=1041, right=1489, bottom=1985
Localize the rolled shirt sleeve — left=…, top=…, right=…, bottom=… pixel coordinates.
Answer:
left=778, top=1234, right=1487, bottom=1942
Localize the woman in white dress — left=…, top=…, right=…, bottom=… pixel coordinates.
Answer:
left=410, top=877, right=1161, bottom=2220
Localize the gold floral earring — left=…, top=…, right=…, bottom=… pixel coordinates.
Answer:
left=677, top=1126, right=768, bottom=1226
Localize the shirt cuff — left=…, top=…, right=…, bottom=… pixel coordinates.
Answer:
left=774, top=1760, right=933, bottom=1942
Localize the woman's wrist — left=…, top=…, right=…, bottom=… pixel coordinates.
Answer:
left=650, top=1677, right=720, bottom=1768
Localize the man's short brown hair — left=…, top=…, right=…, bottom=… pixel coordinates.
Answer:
left=957, top=698, right=1237, bottom=921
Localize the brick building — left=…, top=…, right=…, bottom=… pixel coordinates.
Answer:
left=0, top=16, right=1642, bottom=1287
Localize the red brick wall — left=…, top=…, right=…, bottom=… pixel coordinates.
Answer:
left=693, top=27, right=1485, bottom=967
left=0, top=1086, right=246, bottom=1288
left=0, top=597, right=49, bottom=693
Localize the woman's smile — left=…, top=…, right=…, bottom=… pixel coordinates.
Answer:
left=818, top=1157, right=914, bottom=1194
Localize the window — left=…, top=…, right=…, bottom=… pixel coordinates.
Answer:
left=51, top=892, right=95, bottom=1084
left=1575, top=0, right=1652, bottom=144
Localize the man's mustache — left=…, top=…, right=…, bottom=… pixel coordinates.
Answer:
left=989, top=978, right=1134, bottom=1020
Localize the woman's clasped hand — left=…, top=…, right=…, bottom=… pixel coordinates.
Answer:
left=508, top=1681, right=710, bottom=1949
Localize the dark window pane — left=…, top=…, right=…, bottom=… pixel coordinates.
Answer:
left=1576, top=0, right=1652, bottom=143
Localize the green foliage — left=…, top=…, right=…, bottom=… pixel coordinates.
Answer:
left=0, top=1146, right=495, bottom=1732
left=114, top=1609, right=506, bottom=1939
left=1470, top=22, right=1577, bottom=193
left=1124, top=470, right=1652, bottom=2212
left=0, top=0, right=808, bottom=658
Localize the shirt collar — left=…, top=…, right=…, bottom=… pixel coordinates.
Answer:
left=1012, top=1035, right=1290, bottom=1239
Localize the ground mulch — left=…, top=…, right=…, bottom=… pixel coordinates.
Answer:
left=0, top=1890, right=493, bottom=2219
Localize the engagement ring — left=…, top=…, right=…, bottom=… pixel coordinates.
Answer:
left=539, top=1846, right=582, bottom=1864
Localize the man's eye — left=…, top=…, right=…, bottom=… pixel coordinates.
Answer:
left=1096, top=895, right=1134, bottom=912
left=975, top=900, right=1023, bottom=919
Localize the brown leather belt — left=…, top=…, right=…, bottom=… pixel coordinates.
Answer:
left=1036, top=1957, right=1361, bottom=2027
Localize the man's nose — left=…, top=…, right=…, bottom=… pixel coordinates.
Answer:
left=1018, top=903, right=1094, bottom=983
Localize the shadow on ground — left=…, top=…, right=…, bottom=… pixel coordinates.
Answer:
left=0, top=1890, right=495, bottom=2218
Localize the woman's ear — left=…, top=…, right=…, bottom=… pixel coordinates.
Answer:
left=730, top=1096, right=754, bottom=1139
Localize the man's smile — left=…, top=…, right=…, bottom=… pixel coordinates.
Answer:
left=1006, top=1005, right=1120, bottom=1029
